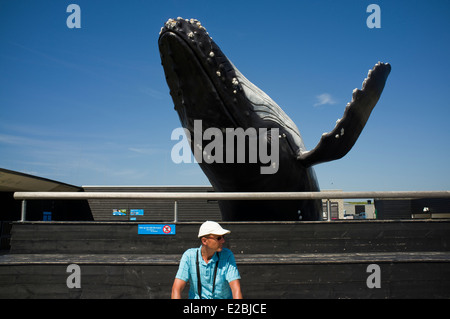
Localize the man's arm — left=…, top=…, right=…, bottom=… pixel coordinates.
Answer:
left=171, top=278, right=187, bottom=299
left=229, top=279, right=243, bottom=299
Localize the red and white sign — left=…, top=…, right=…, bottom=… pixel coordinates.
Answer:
left=163, top=225, right=172, bottom=234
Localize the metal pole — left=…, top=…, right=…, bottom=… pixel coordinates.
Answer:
left=174, top=200, right=178, bottom=222
left=13, top=190, right=450, bottom=201
left=21, top=200, right=27, bottom=222
left=327, top=199, right=331, bottom=222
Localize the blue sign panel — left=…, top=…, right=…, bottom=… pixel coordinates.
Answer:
left=138, top=224, right=176, bottom=235
left=113, top=209, right=127, bottom=216
left=43, top=211, right=52, bottom=221
left=130, top=209, right=144, bottom=216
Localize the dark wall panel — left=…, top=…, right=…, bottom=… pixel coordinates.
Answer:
left=83, top=186, right=221, bottom=222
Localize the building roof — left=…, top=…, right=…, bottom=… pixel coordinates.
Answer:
left=0, top=168, right=82, bottom=192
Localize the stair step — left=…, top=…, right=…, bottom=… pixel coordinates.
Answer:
left=2, top=251, right=450, bottom=265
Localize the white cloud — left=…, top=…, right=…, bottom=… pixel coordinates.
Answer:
left=140, top=87, right=166, bottom=100
left=314, top=93, right=337, bottom=107
left=0, top=134, right=32, bottom=145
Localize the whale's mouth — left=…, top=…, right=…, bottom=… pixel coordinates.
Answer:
left=158, top=18, right=241, bottom=132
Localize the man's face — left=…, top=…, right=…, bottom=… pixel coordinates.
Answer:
left=203, top=234, right=226, bottom=252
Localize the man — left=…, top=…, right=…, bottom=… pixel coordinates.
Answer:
left=171, top=221, right=243, bottom=299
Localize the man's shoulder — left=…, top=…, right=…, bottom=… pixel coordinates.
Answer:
left=181, top=247, right=199, bottom=258
left=184, top=247, right=199, bottom=254
left=219, top=248, right=235, bottom=258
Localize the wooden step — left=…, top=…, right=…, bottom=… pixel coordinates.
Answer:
left=1, top=252, right=449, bottom=298
left=9, top=220, right=450, bottom=254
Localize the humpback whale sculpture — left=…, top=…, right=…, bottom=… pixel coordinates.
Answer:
left=158, top=18, right=391, bottom=221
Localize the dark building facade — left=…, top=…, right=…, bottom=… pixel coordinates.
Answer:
left=2, top=168, right=449, bottom=224
left=375, top=198, right=450, bottom=219
left=82, top=185, right=221, bottom=222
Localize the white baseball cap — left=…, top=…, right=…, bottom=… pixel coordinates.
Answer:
left=198, top=221, right=231, bottom=238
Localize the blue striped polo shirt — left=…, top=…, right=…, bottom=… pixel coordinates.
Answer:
left=175, top=245, right=241, bottom=299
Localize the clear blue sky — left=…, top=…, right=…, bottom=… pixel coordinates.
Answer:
left=1, top=0, right=449, bottom=191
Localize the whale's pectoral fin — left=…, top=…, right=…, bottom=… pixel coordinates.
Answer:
left=298, top=62, right=391, bottom=167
